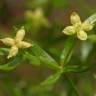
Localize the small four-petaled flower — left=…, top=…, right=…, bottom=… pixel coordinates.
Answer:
left=0, top=27, right=32, bottom=59
left=62, top=12, right=93, bottom=40
left=25, top=8, right=49, bottom=28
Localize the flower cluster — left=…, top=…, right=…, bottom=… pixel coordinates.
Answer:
left=0, top=12, right=94, bottom=59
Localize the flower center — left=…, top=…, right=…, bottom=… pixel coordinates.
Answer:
left=74, top=23, right=82, bottom=32
left=14, top=40, right=20, bottom=47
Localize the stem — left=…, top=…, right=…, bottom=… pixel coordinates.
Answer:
left=65, top=74, right=80, bottom=96
left=60, top=37, right=76, bottom=68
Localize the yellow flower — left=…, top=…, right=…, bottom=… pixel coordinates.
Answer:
left=25, top=8, right=49, bottom=28
left=62, top=12, right=93, bottom=40
left=0, top=27, right=32, bottom=59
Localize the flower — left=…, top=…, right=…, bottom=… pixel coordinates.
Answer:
left=0, top=27, right=32, bottom=59
left=62, top=12, right=93, bottom=40
left=25, top=8, right=50, bottom=28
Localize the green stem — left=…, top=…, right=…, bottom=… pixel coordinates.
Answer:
left=65, top=74, right=80, bottom=96
left=60, top=37, right=76, bottom=68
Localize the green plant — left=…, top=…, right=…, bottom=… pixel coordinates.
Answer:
left=0, top=10, right=96, bottom=96
left=0, top=0, right=96, bottom=95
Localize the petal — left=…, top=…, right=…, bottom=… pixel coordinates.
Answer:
left=15, top=27, right=25, bottom=41
left=17, top=41, right=32, bottom=48
left=82, top=22, right=93, bottom=31
left=62, top=26, right=76, bottom=35
left=7, top=46, right=18, bottom=59
left=70, top=12, right=81, bottom=25
left=77, top=30, right=87, bottom=40
left=0, top=38, right=14, bottom=46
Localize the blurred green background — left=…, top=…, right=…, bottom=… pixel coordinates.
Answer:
left=0, top=0, right=96, bottom=96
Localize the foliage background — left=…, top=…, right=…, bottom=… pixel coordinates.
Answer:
left=0, top=0, right=96, bottom=96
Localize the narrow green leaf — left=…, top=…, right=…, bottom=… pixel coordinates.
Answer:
left=85, top=13, right=96, bottom=24
left=39, top=56, right=59, bottom=70
left=31, top=43, right=59, bottom=70
left=24, top=52, right=41, bottom=66
left=64, top=63, right=96, bottom=73
left=64, top=75, right=80, bottom=96
left=0, top=48, right=9, bottom=55
left=41, top=72, right=61, bottom=86
left=27, top=72, right=61, bottom=94
left=0, top=56, right=23, bottom=70
left=60, top=37, right=75, bottom=67
left=64, top=65, right=84, bottom=73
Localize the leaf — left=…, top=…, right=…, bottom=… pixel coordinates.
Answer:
left=40, top=72, right=61, bottom=86
left=64, top=63, right=96, bottom=73
left=27, top=72, right=61, bottom=94
left=0, top=48, right=23, bottom=70
left=31, top=43, right=59, bottom=70
left=0, top=56, right=23, bottom=70
left=24, top=52, right=41, bottom=66
left=64, top=74, right=80, bottom=96
left=64, top=65, right=85, bottom=73
left=85, top=13, right=96, bottom=24
left=0, top=48, right=9, bottom=55
left=60, top=37, right=75, bottom=66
